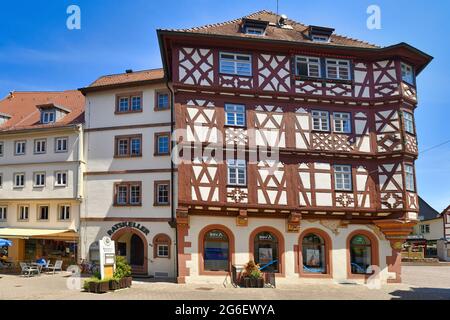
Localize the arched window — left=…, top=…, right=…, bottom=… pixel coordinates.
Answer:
left=204, top=229, right=229, bottom=271
left=350, top=235, right=372, bottom=274
left=302, top=234, right=326, bottom=274
left=254, top=232, right=279, bottom=272
left=153, top=234, right=171, bottom=259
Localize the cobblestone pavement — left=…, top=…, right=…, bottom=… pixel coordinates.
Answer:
left=0, top=266, right=449, bottom=300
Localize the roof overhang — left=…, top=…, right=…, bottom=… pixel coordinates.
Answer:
left=78, top=78, right=166, bottom=95
left=0, top=123, right=81, bottom=136
left=157, top=30, right=433, bottom=80
left=36, top=103, right=71, bottom=114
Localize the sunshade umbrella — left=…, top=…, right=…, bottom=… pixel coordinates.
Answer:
left=0, top=239, right=12, bottom=247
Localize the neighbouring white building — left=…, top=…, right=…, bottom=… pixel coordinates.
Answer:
left=79, top=69, right=177, bottom=278
left=0, top=90, right=85, bottom=266
left=437, top=205, right=450, bottom=262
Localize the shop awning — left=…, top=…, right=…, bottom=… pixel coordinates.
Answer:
left=0, top=228, right=78, bottom=240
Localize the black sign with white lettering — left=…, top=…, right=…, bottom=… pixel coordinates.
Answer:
left=107, top=221, right=150, bottom=237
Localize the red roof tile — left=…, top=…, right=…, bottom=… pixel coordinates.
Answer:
left=0, top=90, right=85, bottom=132
left=88, top=68, right=165, bottom=88
left=162, top=10, right=378, bottom=49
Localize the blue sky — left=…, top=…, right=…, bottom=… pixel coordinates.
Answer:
left=0, top=0, right=449, bottom=211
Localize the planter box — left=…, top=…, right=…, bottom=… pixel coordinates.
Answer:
left=241, top=277, right=264, bottom=288
left=88, top=281, right=109, bottom=294
left=122, top=276, right=132, bottom=288
left=109, top=280, right=120, bottom=291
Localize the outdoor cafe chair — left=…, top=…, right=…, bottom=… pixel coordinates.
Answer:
left=19, top=262, right=39, bottom=277
left=47, top=260, right=63, bottom=274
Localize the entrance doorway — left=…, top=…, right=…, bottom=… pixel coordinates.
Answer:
left=112, top=229, right=148, bottom=275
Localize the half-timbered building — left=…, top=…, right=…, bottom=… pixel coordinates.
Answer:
left=157, top=10, right=432, bottom=284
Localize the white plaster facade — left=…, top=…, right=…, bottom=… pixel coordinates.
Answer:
left=80, top=82, right=177, bottom=278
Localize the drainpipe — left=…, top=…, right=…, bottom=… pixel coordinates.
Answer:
left=165, top=78, right=178, bottom=280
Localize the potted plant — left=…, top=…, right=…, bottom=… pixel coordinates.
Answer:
left=113, top=256, right=132, bottom=289
left=241, top=260, right=264, bottom=288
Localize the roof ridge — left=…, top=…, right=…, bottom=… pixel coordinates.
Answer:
left=88, top=68, right=164, bottom=87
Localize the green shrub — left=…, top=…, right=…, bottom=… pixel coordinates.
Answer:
left=113, top=256, right=132, bottom=280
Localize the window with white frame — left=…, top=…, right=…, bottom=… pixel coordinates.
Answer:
left=312, top=35, right=330, bottom=42
left=55, top=171, right=67, bottom=187
left=312, top=110, right=330, bottom=131
left=41, top=111, right=55, bottom=124
left=38, top=205, right=49, bottom=220
left=405, top=164, right=415, bottom=192
left=420, top=224, right=430, bottom=234
left=219, top=52, right=252, bottom=76
left=156, top=92, right=170, bottom=110
left=117, top=185, right=128, bottom=205
left=33, top=172, right=46, bottom=187
left=155, top=182, right=170, bottom=205
left=227, top=159, right=247, bottom=186
left=157, top=244, right=169, bottom=257
left=55, top=137, right=68, bottom=153
left=333, top=112, right=352, bottom=133
left=334, top=165, right=352, bottom=191
left=296, top=56, right=321, bottom=78
left=225, top=104, right=246, bottom=127
left=14, top=173, right=25, bottom=188
left=403, top=111, right=415, bottom=134
left=18, top=205, right=29, bottom=221
left=131, top=96, right=142, bottom=111
left=34, top=139, right=47, bottom=154
left=118, top=97, right=130, bottom=112
left=15, top=141, right=26, bottom=155
left=401, top=62, right=414, bottom=85
left=0, top=207, right=6, bottom=221
left=59, top=205, right=70, bottom=220
left=130, top=184, right=141, bottom=205
left=0, top=142, right=4, bottom=157
left=326, top=59, right=351, bottom=80
left=245, top=26, right=265, bottom=35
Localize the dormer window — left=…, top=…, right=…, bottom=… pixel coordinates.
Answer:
left=0, top=113, right=11, bottom=126
left=312, top=35, right=330, bottom=43
left=242, top=18, right=268, bottom=36
left=37, top=103, right=70, bottom=124
left=42, top=110, right=55, bottom=124
left=245, top=26, right=265, bottom=35
left=308, top=25, right=334, bottom=43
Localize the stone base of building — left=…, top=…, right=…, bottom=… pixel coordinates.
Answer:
left=80, top=219, right=176, bottom=279
left=177, top=215, right=403, bottom=285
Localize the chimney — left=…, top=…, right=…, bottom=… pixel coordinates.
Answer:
left=8, top=91, right=15, bottom=99
left=125, top=69, right=133, bottom=74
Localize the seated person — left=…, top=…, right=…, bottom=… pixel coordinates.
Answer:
left=36, top=257, right=47, bottom=266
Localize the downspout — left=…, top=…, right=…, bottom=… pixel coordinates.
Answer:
left=165, top=78, right=178, bottom=280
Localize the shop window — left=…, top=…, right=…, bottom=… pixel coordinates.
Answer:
left=350, top=235, right=372, bottom=274
left=302, top=233, right=326, bottom=274
left=153, top=234, right=171, bottom=258
left=254, top=232, right=279, bottom=273
left=204, top=229, right=230, bottom=272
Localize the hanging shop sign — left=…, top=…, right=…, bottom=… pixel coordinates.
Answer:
left=107, top=221, right=150, bottom=237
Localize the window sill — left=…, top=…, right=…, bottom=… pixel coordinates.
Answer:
left=224, top=124, right=247, bottom=130
left=114, top=110, right=143, bottom=115
left=154, top=203, right=170, bottom=207
left=335, top=189, right=353, bottom=193
left=114, top=155, right=143, bottom=159
left=294, top=76, right=353, bottom=85
left=154, top=153, right=170, bottom=157
left=227, top=184, right=248, bottom=188
left=113, top=204, right=142, bottom=207
left=219, top=72, right=253, bottom=78
left=154, top=107, right=170, bottom=112
left=54, top=185, right=67, bottom=188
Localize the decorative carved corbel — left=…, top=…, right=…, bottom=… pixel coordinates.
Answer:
left=176, top=207, right=190, bottom=227
left=236, top=209, right=248, bottom=227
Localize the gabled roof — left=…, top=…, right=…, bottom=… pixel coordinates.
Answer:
left=418, top=197, right=441, bottom=221
left=0, top=90, right=85, bottom=133
left=160, top=10, right=378, bottom=49
left=80, top=68, right=165, bottom=93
